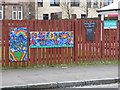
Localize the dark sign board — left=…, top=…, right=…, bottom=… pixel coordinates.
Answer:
left=87, top=29, right=94, bottom=41
left=84, top=23, right=97, bottom=28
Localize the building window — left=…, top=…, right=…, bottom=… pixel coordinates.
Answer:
left=81, top=14, right=86, bottom=19
left=43, top=14, right=49, bottom=20
left=51, top=12, right=62, bottom=20
left=0, top=6, right=3, bottom=20
left=12, top=7, right=17, bottom=20
left=104, top=0, right=113, bottom=6
left=18, top=6, right=22, bottom=20
left=93, top=0, right=98, bottom=8
left=50, top=0, right=60, bottom=6
left=98, top=14, right=101, bottom=18
left=38, top=0, right=43, bottom=7
left=71, top=14, right=77, bottom=19
left=87, top=0, right=91, bottom=8
left=71, top=0, right=79, bottom=7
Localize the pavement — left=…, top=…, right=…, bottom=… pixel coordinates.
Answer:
left=1, top=64, right=119, bottom=88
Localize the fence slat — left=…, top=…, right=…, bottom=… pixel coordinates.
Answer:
left=30, top=20, right=34, bottom=66
left=68, top=20, right=72, bottom=63
left=26, top=20, right=30, bottom=66
left=75, top=21, right=78, bottom=63
left=2, top=20, right=5, bottom=67
left=12, top=20, right=18, bottom=67
left=53, top=20, right=57, bottom=65
left=42, top=20, right=45, bottom=64
left=46, top=20, right=49, bottom=65
left=72, top=20, right=75, bottom=63
left=35, top=20, right=38, bottom=65
left=50, top=20, right=53, bottom=65
left=9, top=20, right=13, bottom=67
left=78, top=21, right=81, bottom=63
left=115, top=21, right=118, bottom=60
left=61, top=20, right=64, bottom=64
left=82, top=21, right=85, bottom=62
left=65, top=20, right=67, bottom=64
left=17, top=20, right=22, bottom=67
left=5, top=20, right=9, bottom=67
left=99, top=21, right=102, bottom=61
left=96, top=21, right=99, bottom=62
left=102, top=21, right=105, bottom=62
left=21, top=20, right=26, bottom=67
left=109, top=29, right=111, bottom=61
left=38, top=20, right=42, bottom=65
left=57, top=20, right=60, bottom=64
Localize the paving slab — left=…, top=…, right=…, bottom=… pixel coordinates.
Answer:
left=1, top=65, right=118, bottom=87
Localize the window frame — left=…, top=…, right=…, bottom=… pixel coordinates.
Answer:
left=12, top=6, right=17, bottom=20
left=93, top=0, right=98, bottom=8
left=71, top=0, right=80, bottom=7
left=0, top=6, right=3, bottom=20
left=38, top=0, right=43, bottom=7
left=18, top=6, right=22, bottom=20
left=50, top=0, right=60, bottom=6
left=104, top=0, right=113, bottom=6
left=87, top=0, right=91, bottom=8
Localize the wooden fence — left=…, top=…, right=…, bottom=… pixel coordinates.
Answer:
left=1, top=20, right=119, bottom=68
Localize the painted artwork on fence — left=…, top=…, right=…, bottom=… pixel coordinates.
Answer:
left=30, top=31, right=74, bottom=48
left=10, top=27, right=27, bottom=62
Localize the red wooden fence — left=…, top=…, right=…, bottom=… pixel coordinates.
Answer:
left=1, top=20, right=119, bottom=68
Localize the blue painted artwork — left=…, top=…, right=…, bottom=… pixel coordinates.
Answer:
left=10, top=27, right=27, bottom=62
left=30, top=31, right=74, bottom=48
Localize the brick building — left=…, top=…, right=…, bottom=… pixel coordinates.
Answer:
left=0, top=1, right=35, bottom=20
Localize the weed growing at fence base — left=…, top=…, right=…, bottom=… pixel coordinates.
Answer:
left=1, top=59, right=118, bottom=70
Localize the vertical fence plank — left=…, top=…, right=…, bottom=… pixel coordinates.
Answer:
left=106, top=30, right=108, bottom=61
left=112, top=29, right=114, bottom=60
left=50, top=20, right=53, bottom=65
left=9, top=20, right=13, bottom=67
left=119, top=21, right=120, bottom=60
left=30, top=20, right=34, bottom=66
left=57, top=20, right=60, bottom=64
left=2, top=20, right=5, bottom=67
left=79, top=21, right=82, bottom=63
left=92, top=21, right=95, bottom=62
left=72, top=20, right=75, bottom=63
left=5, top=20, right=9, bottom=67
left=65, top=20, right=68, bottom=64
left=53, top=20, right=57, bottom=65
left=17, top=20, right=22, bottom=67
left=99, top=21, right=102, bottom=61
left=82, top=20, right=85, bottom=62
left=75, top=20, right=78, bottom=63
left=12, top=20, right=18, bottom=67
left=38, top=20, right=42, bottom=65
left=61, top=20, right=64, bottom=64
left=46, top=20, right=49, bottom=65
left=35, top=20, right=38, bottom=65
left=26, top=20, right=30, bottom=66
left=115, top=21, right=118, bottom=60
left=96, top=21, right=99, bottom=62
left=42, top=20, right=45, bottom=64
left=102, top=21, right=105, bottom=62
left=109, top=29, right=112, bottom=61
left=21, top=20, right=26, bottom=67
left=68, top=20, right=72, bottom=63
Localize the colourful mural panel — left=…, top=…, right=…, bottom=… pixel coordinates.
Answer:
left=10, top=27, right=27, bottom=62
left=30, top=31, right=74, bottom=48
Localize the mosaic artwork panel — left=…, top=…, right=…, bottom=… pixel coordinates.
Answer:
left=30, top=31, right=74, bottom=48
left=10, top=27, right=27, bottom=62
